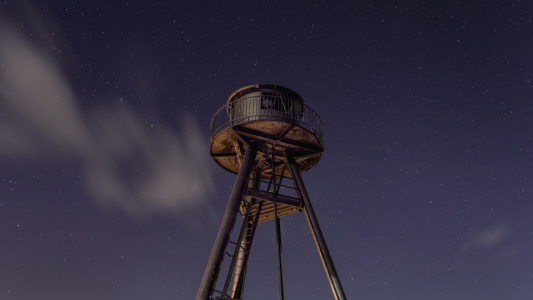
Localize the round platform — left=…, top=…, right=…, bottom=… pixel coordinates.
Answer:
left=210, top=84, right=324, bottom=178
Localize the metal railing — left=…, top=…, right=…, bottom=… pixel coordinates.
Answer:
left=210, top=95, right=323, bottom=146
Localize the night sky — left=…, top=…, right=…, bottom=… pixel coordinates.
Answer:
left=1, top=1, right=532, bottom=300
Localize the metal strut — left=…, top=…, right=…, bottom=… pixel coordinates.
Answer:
left=217, top=169, right=264, bottom=299
left=273, top=158, right=286, bottom=300
left=275, top=196, right=285, bottom=300
left=286, top=152, right=347, bottom=300
left=199, top=148, right=344, bottom=300
left=196, top=146, right=257, bottom=300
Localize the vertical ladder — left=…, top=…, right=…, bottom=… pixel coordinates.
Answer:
left=221, top=201, right=263, bottom=299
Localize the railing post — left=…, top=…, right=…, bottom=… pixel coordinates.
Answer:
left=229, top=102, right=233, bottom=127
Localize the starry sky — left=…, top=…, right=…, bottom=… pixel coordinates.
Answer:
left=1, top=1, right=532, bottom=300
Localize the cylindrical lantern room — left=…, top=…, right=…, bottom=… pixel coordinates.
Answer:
left=225, top=84, right=305, bottom=126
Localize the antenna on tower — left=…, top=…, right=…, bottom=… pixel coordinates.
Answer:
left=197, top=84, right=346, bottom=300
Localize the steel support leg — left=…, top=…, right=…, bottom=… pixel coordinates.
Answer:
left=275, top=202, right=285, bottom=300
left=286, top=152, right=347, bottom=300
left=197, top=146, right=257, bottom=300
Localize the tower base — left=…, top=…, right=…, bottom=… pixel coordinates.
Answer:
left=196, top=146, right=346, bottom=300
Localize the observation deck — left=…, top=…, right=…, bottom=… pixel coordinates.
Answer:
left=209, top=84, right=324, bottom=178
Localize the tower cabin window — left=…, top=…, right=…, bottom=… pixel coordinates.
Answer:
left=260, top=93, right=278, bottom=109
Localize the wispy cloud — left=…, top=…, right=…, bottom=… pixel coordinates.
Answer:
left=462, top=224, right=511, bottom=251
left=0, top=22, right=214, bottom=218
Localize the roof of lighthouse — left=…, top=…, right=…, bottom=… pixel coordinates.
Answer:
left=226, top=84, right=305, bottom=105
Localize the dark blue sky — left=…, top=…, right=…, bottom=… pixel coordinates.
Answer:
left=1, top=1, right=532, bottom=300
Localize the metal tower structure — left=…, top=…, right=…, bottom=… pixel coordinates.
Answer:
left=197, top=84, right=346, bottom=300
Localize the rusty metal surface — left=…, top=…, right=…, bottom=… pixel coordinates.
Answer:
left=210, top=123, right=323, bottom=178
left=247, top=201, right=302, bottom=223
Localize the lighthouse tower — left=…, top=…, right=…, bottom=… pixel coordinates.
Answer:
left=197, top=84, right=346, bottom=300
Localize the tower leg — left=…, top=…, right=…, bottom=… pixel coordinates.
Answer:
left=286, top=152, right=347, bottom=300
left=197, top=146, right=257, bottom=300
left=275, top=202, right=285, bottom=300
